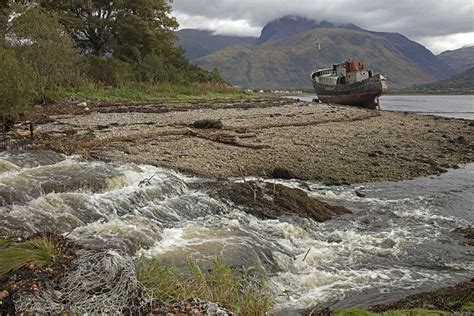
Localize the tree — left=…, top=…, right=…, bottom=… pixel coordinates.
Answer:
left=0, top=47, right=33, bottom=131
left=10, top=4, right=79, bottom=101
left=0, top=0, right=7, bottom=46
left=40, top=0, right=178, bottom=61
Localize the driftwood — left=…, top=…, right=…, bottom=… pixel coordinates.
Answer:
left=185, top=128, right=270, bottom=149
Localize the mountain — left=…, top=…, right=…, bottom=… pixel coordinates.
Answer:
left=437, top=45, right=474, bottom=74
left=176, top=29, right=256, bottom=60
left=408, top=67, right=474, bottom=94
left=186, top=16, right=455, bottom=89
left=257, top=16, right=361, bottom=45
left=195, top=29, right=449, bottom=89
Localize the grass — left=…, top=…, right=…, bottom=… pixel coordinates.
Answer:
left=137, top=256, right=274, bottom=315
left=334, top=306, right=474, bottom=316
left=334, top=307, right=454, bottom=316
left=53, top=81, right=256, bottom=103
left=0, top=237, right=56, bottom=278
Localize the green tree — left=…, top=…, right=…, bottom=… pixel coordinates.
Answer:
left=40, top=0, right=178, bottom=61
left=0, top=47, right=34, bottom=128
left=10, top=4, right=79, bottom=101
left=0, top=0, right=8, bottom=47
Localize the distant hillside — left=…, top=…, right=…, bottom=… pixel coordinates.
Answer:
left=370, top=32, right=452, bottom=80
left=189, top=16, right=454, bottom=89
left=408, top=67, right=474, bottom=94
left=438, top=46, right=474, bottom=74
left=195, top=28, right=444, bottom=89
left=176, top=29, right=256, bottom=60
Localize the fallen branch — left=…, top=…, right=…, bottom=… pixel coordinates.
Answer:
left=185, top=128, right=270, bottom=149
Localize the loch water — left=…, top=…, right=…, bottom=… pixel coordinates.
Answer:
left=290, top=94, right=474, bottom=120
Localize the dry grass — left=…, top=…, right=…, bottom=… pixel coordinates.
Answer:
left=137, top=257, right=274, bottom=315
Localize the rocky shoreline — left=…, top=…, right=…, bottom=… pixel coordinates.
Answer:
left=11, top=96, right=474, bottom=184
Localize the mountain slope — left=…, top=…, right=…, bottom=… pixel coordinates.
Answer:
left=176, top=29, right=256, bottom=60
left=257, top=16, right=453, bottom=80
left=438, top=46, right=474, bottom=74
left=409, top=67, right=474, bottom=93
left=190, top=16, right=454, bottom=89
left=370, top=32, right=453, bottom=79
left=195, top=28, right=438, bottom=89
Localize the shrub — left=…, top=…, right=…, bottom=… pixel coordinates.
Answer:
left=82, top=56, right=134, bottom=87
left=10, top=5, right=79, bottom=102
left=0, top=47, right=34, bottom=123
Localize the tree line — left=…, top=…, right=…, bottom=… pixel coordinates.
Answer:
left=0, top=0, right=225, bottom=124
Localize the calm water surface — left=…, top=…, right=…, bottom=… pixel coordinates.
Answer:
left=291, top=95, right=474, bottom=120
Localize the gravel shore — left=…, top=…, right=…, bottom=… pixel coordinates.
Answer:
left=22, top=97, right=474, bottom=184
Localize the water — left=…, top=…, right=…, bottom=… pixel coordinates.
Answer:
left=1, top=151, right=473, bottom=311
left=290, top=95, right=474, bottom=119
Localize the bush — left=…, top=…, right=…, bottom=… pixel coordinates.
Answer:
left=0, top=47, right=34, bottom=123
left=10, top=5, right=79, bottom=102
left=82, top=56, right=134, bottom=87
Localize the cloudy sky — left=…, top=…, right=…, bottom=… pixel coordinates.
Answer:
left=172, top=0, right=474, bottom=54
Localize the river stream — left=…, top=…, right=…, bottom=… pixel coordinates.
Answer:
left=0, top=151, right=472, bottom=312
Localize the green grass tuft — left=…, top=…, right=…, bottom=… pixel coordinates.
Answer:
left=137, top=256, right=274, bottom=315
left=0, top=238, right=56, bottom=278
left=334, top=307, right=459, bottom=316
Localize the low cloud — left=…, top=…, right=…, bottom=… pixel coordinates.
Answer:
left=172, top=0, right=474, bottom=52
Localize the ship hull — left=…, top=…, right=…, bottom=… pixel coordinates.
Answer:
left=312, top=74, right=387, bottom=109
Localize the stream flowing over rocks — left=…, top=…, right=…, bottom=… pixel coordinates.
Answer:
left=0, top=151, right=472, bottom=313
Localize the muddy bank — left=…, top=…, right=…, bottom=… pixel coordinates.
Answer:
left=303, top=280, right=474, bottom=315
left=9, top=97, right=474, bottom=183
left=370, top=279, right=474, bottom=313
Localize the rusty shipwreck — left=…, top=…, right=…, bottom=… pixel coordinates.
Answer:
left=311, top=59, right=387, bottom=109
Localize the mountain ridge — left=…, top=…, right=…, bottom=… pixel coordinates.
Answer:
left=178, top=16, right=457, bottom=89
left=437, top=46, right=474, bottom=74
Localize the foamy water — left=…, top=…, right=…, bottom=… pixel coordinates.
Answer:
left=1, top=151, right=472, bottom=311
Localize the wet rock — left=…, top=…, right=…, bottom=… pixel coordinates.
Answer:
left=270, top=167, right=296, bottom=180
left=355, top=190, right=366, bottom=198
left=380, top=239, right=396, bottom=248
left=216, top=181, right=350, bottom=222
left=192, top=119, right=223, bottom=129
left=453, top=227, right=474, bottom=246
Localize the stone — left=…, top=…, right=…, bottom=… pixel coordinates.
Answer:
left=270, top=167, right=295, bottom=180
left=192, top=119, right=223, bottom=129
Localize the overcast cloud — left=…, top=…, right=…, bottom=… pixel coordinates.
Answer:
left=172, top=0, right=474, bottom=54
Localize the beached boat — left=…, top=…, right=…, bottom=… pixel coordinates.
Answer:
left=311, top=59, right=387, bottom=109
